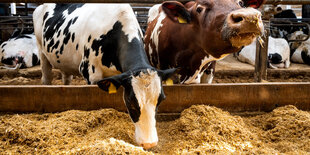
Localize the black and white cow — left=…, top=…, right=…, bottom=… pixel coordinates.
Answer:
left=33, top=4, right=176, bottom=149
left=235, top=36, right=290, bottom=68
left=260, top=4, right=282, bottom=19
left=0, top=33, right=39, bottom=70
left=289, top=31, right=310, bottom=65
left=269, top=9, right=307, bottom=40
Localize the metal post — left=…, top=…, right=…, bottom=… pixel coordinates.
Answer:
left=25, top=3, right=28, bottom=16
left=254, top=23, right=269, bottom=82
left=10, top=3, right=16, bottom=15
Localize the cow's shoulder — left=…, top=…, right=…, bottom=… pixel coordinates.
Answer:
left=47, top=4, right=84, bottom=15
left=148, top=4, right=162, bottom=23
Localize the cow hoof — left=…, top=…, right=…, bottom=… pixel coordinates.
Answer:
left=140, top=142, right=157, bottom=149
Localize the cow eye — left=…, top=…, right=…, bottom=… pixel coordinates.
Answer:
left=238, top=1, right=244, bottom=7
left=196, top=7, right=203, bottom=13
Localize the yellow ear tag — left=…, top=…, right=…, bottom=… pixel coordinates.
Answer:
left=165, top=78, right=174, bottom=86
left=108, top=83, right=117, bottom=94
left=177, top=16, right=187, bottom=24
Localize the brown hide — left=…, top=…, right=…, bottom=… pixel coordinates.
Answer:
left=144, top=0, right=265, bottom=84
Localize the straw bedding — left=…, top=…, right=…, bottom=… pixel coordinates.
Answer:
left=1, top=105, right=309, bottom=154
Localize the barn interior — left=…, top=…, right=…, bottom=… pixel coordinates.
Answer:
left=1, top=2, right=310, bottom=83
left=0, top=1, right=310, bottom=154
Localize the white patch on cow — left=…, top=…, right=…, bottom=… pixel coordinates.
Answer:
left=291, top=50, right=304, bottom=63
left=206, top=69, right=214, bottom=84
left=182, top=54, right=227, bottom=84
left=134, top=104, right=158, bottom=145
left=260, top=5, right=282, bottom=19
left=34, top=3, right=83, bottom=73
left=0, top=34, right=39, bottom=68
left=34, top=4, right=143, bottom=81
left=63, top=9, right=69, bottom=17
left=148, top=4, right=161, bottom=23
left=292, top=43, right=310, bottom=64
left=268, top=37, right=290, bottom=68
left=236, top=36, right=290, bottom=68
left=131, top=69, right=161, bottom=145
left=290, top=31, right=310, bottom=64
left=148, top=44, right=154, bottom=65
left=236, top=43, right=256, bottom=66
left=89, top=65, right=121, bottom=84
left=117, top=5, right=143, bottom=42
left=149, top=10, right=166, bottom=68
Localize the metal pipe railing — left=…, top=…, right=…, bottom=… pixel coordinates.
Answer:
left=0, top=0, right=188, bottom=3
left=0, top=0, right=309, bottom=4
left=265, top=0, right=310, bottom=5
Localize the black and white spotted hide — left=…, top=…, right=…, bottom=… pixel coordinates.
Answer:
left=0, top=34, right=39, bottom=70
left=289, top=31, right=310, bottom=65
left=236, top=36, right=290, bottom=69
left=33, top=4, right=176, bottom=149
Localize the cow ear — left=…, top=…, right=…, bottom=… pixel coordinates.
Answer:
left=162, top=1, right=191, bottom=24
left=243, top=0, right=266, bottom=9
left=158, top=68, right=178, bottom=81
left=97, top=72, right=130, bottom=93
left=11, top=28, right=22, bottom=38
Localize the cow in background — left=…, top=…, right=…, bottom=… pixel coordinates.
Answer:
left=289, top=31, right=310, bottom=65
left=268, top=7, right=310, bottom=41
left=33, top=4, right=176, bottom=149
left=0, top=28, right=39, bottom=70
left=269, top=8, right=299, bottom=40
left=235, top=36, right=290, bottom=69
left=260, top=4, right=283, bottom=20
left=144, top=0, right=265, bottom=84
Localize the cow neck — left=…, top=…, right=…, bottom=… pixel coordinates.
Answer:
left=97, top=21, right=153, bottom=73
left=118, top=37, right=153, bottom=73
left=165, top=24, right=201, bottom=53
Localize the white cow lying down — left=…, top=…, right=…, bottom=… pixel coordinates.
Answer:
left=0, top=34, right=40, bottom=70
left=235, top=36, right=290, bottom=69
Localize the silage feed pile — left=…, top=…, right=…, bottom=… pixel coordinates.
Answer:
left=1, top=105, right=309, bottom=154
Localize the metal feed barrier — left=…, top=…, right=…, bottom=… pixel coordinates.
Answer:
left=0, top=16, right=33, bottom=30
left=0, top=0, right=309, bottom=113
left=0, top=0, right=310, bottom=4
left=1, top=83, right=310, bottom=113
left=0, top=6, right=150, bottom=39
left=1, top=0, right=309, bottom=82
left=269, top=18, right=310, bottom=42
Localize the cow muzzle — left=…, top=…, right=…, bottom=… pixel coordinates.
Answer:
left=134, top=121, right=158, bottom=149
left=223, top=8, right=264, bottom=48
left=134, top=104, right=158, bottom=149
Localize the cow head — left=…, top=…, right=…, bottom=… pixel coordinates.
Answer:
left=268, top=53, right=284, bottom=69
left=261, top=5, right=282, bottom=19
left=97, top=68, right=176, bottom=149
left=162, top=0, right=265, bottom=58
left=0, top=42, right=24, bottom=68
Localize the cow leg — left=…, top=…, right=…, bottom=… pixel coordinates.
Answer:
left=61, top=72, right=73, bottom=85
left=0, top=63, right=21, bottom=70
left=40, top=53, right=53, bottom=85
left=268, top=63, right=278, bottom=69
left=285, top=59, right=290, bottom=68
left=200, top=61, right=216, bottom=84
left=204, top=72, right=214, bottom=84
left=201, top=71, right=214, bottom=84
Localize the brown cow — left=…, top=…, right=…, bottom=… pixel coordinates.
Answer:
left=145, top=0, right=265, bottom=84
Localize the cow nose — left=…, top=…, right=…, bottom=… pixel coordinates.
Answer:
left=229, top=10, right=261, bottom=25
left=227, top=8, right=263, bottom=34
left=140, top=142, right=157, bottom=149
left=231, top=13, right=244, bottom=24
